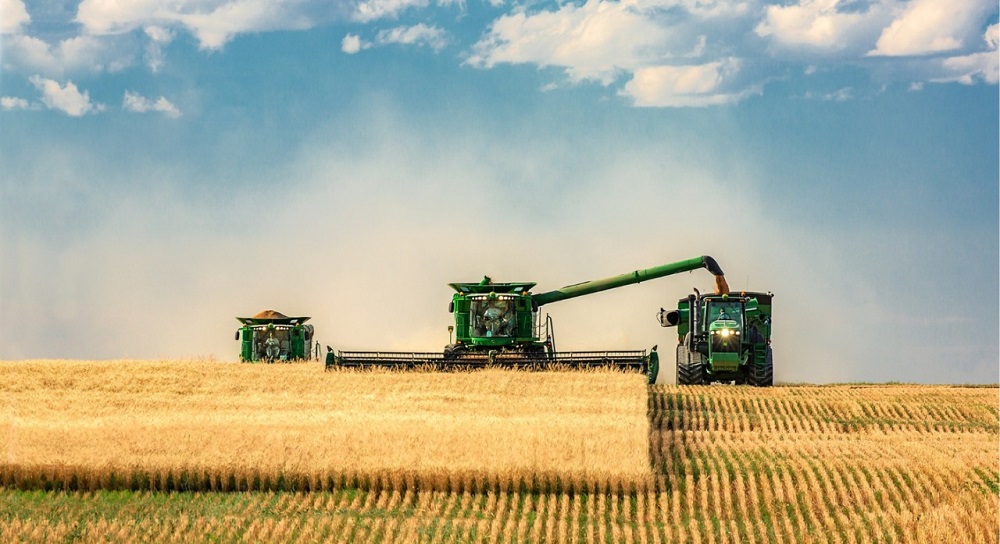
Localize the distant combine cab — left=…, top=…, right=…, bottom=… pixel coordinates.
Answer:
left=235, top=310, right=319, bottom=362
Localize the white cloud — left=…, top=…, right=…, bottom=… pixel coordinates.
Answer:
left=755, top=0, right=892, bottom=52
left=469, top=0, right=672, bottom=85
left=1, top=33, right=135, bottom=76
left=144, top=26, right=175, bottom=72
left=28, top=75, right=105, bottom=116
left=353, top=0, right=429, bottom=22
left=936, top=52, right=999, bottom=85
left=1, top=0, right=30, bottom=34
left=75, top=0, right=323, bottom=50
left=1, top=96, right=31, bottom=110
left=620, top=59, right=759, bottom=106
left=342, top=33, right=364, bottom=54
left=376, top=24, right=448, bottom=51
left=122, top=90, right=181, bottom=118
left=803, top=86, right=854, bottom=101
left=869, top=0, right=996, bottom=56
left=3, top=0, right=995, bottom=110
left=901, top=24, right=1000, bottom=85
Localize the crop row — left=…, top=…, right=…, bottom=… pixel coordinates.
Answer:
left=2, top=481, right=996, bottom=544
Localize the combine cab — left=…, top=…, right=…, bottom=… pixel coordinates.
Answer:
left=659, top=290, right=774, bottom=386
left=235, top=310, right=319, bottom=362
left=327, top=255, right=730, bottom=384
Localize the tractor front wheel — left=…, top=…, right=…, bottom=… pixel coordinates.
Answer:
left=748, top=347, right=774, bottom=387
left=676, top=335, right=706, bottom=386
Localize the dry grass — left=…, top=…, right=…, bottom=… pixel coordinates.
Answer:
left=0, top=359, right=650, bottom=493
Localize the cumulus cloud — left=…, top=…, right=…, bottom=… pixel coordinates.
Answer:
left=353, top=0, right=429, bottom=22
left=3, top=0, right=996, bottom=110
left=144, top=26, right=175, bottom=72
left=28, top=75, right=105, bottom=116
left=342, top=33, right=364, bottom=54
left=468, top=0, right=996, bottom=106
left=342, top=25, right=449, bottom=54
left=620, top=59, right=760, bottom=107
left=925, top=23, right=1000, bottom=85
left=2, top=33, right=136, bottom=76
left=122, top=90, right=181, bottom=118
left=75, top=0, right=326, bottom=50
left=376, top=24, right=448, bottom=51
left=1, top=96, right=31, bottom=110
left=755, top=0, right=892, bottom=53
left=468, top=0, right=672, bottom=85
left=869, top=0, right=996, bottom=56
left=1, top=0, right=30, bottom=34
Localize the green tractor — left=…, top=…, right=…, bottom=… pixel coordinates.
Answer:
left=327, top=255, right=729, bottom=384
left=659, top=290, right=774, bottom=386
left=235, top=310, right=319, bottom=362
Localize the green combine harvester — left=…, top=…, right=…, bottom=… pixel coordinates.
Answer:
left=235, top=310, right=319, bottom=362
left=326, top=256, right=728, bottom=384
left=659, top=289, right=774, bottom=386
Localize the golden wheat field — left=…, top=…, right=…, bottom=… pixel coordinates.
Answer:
left=0, top=359, right=649, bottom=492
left=1, top=359, right=998, bottom=543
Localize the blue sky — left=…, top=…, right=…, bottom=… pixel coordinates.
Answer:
left=1, top=0, right=997, bottom=383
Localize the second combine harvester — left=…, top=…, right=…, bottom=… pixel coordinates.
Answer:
left=325, top=255, right=731, bottom=384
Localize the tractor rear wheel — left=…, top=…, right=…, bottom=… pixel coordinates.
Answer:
left=676, top=335, right=706, bottom=385
left=748, top=347, right=773, bottom=387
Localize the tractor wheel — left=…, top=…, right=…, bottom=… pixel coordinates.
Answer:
left=749, top=347, right=774, bottom=387
left=676, top=335, right=706, bottom=386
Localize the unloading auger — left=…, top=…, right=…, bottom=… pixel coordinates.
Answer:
left=325, top=256, right=728, bottom=384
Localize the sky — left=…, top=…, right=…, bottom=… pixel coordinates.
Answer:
left=0, top=0, right=997, bottom=384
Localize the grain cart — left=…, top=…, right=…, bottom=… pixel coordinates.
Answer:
left=326, top=256, right=728, bottom=384
left=235, top=310, right=319, bottom=362
left=658, top=290, right=774, bottom=386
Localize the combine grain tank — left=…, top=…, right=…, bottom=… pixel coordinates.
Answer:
left=327, top=256, right=728, bottom=384
left=235, top=310, right=319, bottom=362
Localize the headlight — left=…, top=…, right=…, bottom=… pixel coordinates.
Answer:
left=721, top=329, right=730, bottom=337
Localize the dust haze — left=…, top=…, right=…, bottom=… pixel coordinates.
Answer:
left=1, top=103, right=996, bottom=384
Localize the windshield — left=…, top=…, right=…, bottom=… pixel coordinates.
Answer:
left=706, top=301, right=742, bottom=353
left=706, top=301, right=743, bottom=328
left=253, top=326, right=291, bottom=360
left=469, top=296, right=517, bottom=338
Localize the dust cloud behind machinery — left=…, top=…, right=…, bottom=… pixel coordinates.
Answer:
left=1, top=110, right=995, bottom=384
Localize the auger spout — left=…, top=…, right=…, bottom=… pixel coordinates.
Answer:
left=532, top=255, right=726, bottom=307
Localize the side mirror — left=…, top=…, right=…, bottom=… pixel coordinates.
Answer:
left=234, top=330, right=240, bottom=341
left=448, top=301, right=454, bottom=313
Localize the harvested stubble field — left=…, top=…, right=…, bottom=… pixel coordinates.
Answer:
left=1, top=360, right=998, bottom=543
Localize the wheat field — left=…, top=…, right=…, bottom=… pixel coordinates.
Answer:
left=1, top=359, right=997, bottom=543
left=0, top=359, right=650, bottom=493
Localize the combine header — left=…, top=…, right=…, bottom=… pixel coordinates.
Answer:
left=235, top=310, right=319, bottom=362
left=326, top=256, right=728, bottom=383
